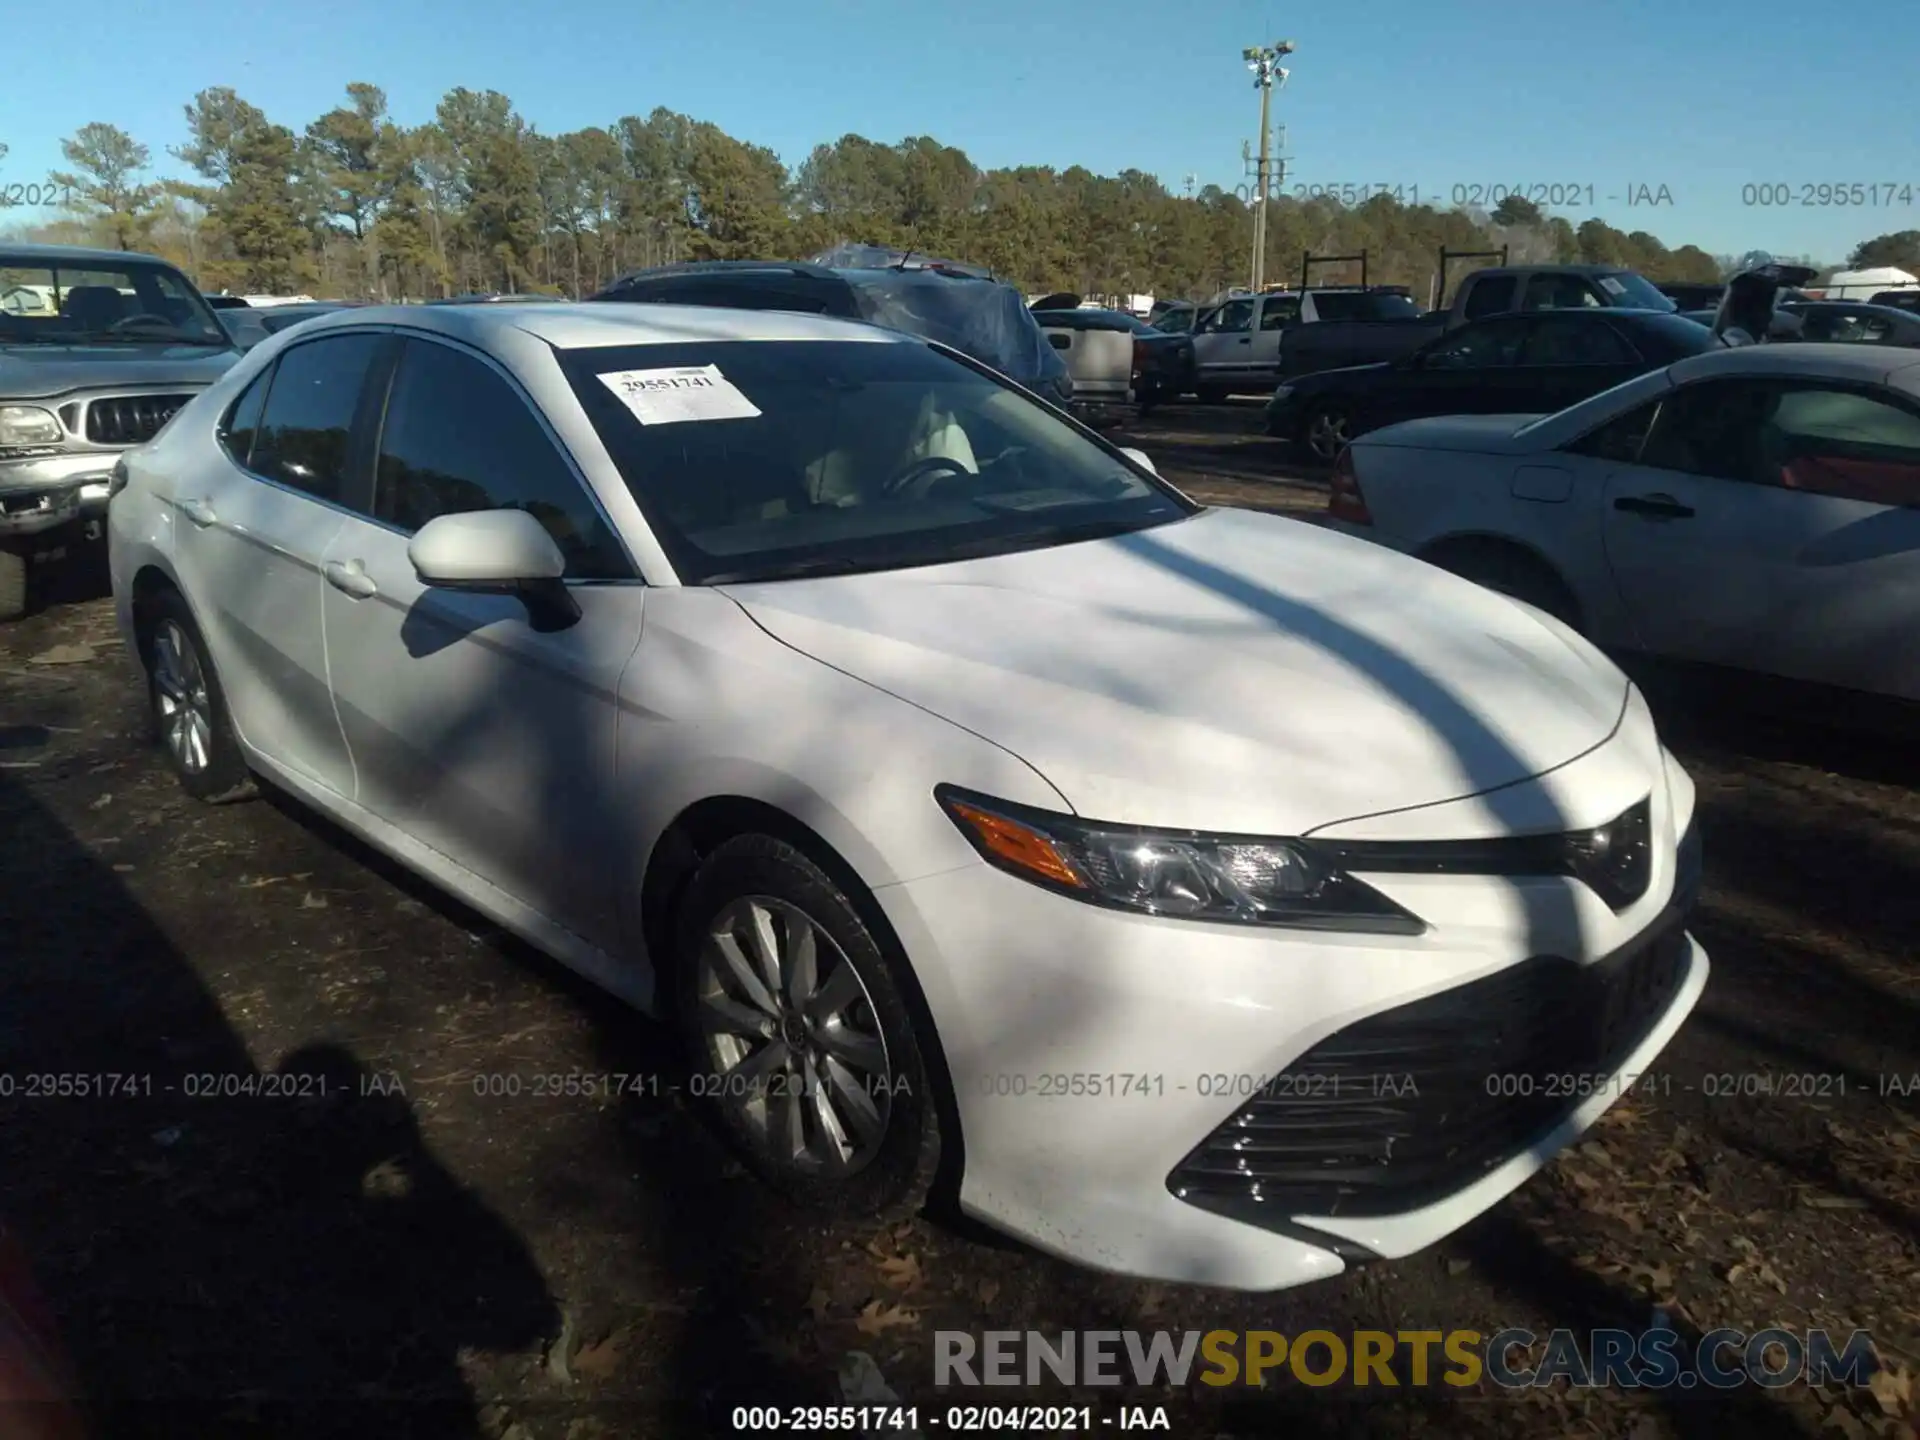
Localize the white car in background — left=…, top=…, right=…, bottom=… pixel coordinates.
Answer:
left=1322, top=342, right=1920, bottom=704
left=108, top=301, right=1702, bottom=1290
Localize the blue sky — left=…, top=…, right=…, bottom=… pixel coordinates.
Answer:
left=2, top=0, right=1914, bottom=266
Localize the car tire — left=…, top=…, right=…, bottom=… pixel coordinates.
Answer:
left=673, top=833, right=941, bottom=1219
left=1428, top=543, right=1583, bottom=631
left=1300, top=403, right=1353, bottom=464
left=137, top=588, right=255, bottom=803
left=0, top=549, right=25, bottom=623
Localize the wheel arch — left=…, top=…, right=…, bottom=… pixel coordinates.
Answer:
left=639, top=792, right=968, bottom=1204
left=1414, top=531, right=1586, bottom=631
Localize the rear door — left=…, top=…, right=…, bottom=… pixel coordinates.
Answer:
left=1599, top=376, right=1920, bottom=698
left=1376, top=315, right=1531, bottom=426
left=316, top=333, right=647, bottom=948
left=1246, top=294, right=1300, bottom=386
left=1513, top=315, right=1645, bottom=413
left=170, top=332, right=387, bottom=797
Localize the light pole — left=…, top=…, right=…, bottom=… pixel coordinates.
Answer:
left=1243, top=40, right=1294, bottom=292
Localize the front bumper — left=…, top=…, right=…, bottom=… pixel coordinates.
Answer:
left=875, top=731, right=1704, bottom=1289
left=1, top=455, right=117, bottom=539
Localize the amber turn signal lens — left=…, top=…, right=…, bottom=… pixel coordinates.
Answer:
left=946, top=800, right=1085, bottom=889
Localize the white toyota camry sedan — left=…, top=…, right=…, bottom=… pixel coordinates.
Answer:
left=107, top=301, right=1705, bottom=1290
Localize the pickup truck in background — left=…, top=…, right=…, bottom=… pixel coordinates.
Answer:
left=1030, top=301, right=1198, bottom=416
left=1190, top=264, right=1680, bottom=397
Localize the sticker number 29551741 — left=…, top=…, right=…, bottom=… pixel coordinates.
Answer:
left=597, top=364, right=763, bottom=425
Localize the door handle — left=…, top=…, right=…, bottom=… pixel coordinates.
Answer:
left=1613, top=493, right=1695, bottom=520
left=179, top=497, right=217, bottom=528
left=1236, top=336, right=1251, bottom=344
left=324, top=559, right=378, bottom=599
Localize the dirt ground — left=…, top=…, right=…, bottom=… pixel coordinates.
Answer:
left=1, top=401, right=1916, bottom=1440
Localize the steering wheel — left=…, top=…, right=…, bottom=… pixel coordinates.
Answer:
left=881, top=454, right=975, bottom=499
left=106, top=314, right=177, bottom=334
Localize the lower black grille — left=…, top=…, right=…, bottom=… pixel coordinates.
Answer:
left=85, top=394, right=193, bottom=444
left=1169, top=885, right=1695, bottom=1222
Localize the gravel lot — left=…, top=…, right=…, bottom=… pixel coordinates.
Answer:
left=1, top=402, right=1915, bottom=1440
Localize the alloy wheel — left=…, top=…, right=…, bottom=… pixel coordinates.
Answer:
left=1307, top=409, right=1351, bottom=462
left=694, top=895, right=893, bottom=1175
left=151, top=618, right=214, bottom=774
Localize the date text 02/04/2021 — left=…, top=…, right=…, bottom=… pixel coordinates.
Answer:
left=728, top=1405, right=1173, bottom=1432
left=1277, top=183, right=1675, bottom=207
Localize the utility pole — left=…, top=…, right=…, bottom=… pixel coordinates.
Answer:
left=1243, top=40, right=1295, bottom=292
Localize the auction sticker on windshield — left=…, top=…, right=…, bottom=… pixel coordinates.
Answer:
left=597, top=364, right=762, bottom=425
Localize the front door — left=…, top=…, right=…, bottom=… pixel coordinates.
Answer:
left=1600, top=376, right=1920, bottom=698
left=1192, top=299, right=1257, bottom=387
left=316, top=333, right=648, bottom=949
left=1371, top=315, right=1531, bottom=429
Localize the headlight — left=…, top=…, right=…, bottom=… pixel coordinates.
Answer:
left=1270, top=385, right=1295, bottom=403
left=936, top=786, right=1424, bottom=934
left=1562, top=799, right=1652, bottom=911
left=0, top=405, right=62, bottom=448
left=107, top=456, right=130, bottom=501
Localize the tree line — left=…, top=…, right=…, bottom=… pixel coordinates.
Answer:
left=10, top=85, right=1915, bottom=302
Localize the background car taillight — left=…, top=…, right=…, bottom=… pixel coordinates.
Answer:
left=1131, top=339, right=1147, bottom=380
left=1327, top=448, right=1372, bottom=525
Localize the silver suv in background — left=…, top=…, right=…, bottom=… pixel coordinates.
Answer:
left=1, top=244, right=238, bottom=619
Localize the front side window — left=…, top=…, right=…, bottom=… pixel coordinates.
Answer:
left=250, top=334, right=385, bottom=502
left=1201, top=301, right=1254, bottom=334
left=373, top=339, right=632, bottom=580
left=1564, top=399, right=1662, bottom=462
left=558, top=339, right=1195, bottom=584
left=0, top=258, right=227, bottom=346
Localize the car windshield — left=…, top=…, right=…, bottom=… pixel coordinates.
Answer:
left=559, top=338, right=1195, bottom=585
left=1597, top=272, right=1678, bottom=312
left=0, top=258, right=228, bottom=346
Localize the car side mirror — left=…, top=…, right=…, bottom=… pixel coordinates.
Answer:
left=1119, top=446, right=1158, bottom=476
left=408, top=508, right=581, bottom=631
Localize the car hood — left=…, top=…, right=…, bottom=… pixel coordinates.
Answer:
left=722, top=508, right=1628, bottom=834
left=0, top=344, right=239, bottom=399
left=1356, top=413, right=1545, bottom=452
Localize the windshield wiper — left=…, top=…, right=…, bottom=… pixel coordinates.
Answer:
left=703, top=555, right=882, bottom=585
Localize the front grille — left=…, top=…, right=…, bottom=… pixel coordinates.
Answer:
left=85, top=394, right=193, bottom=445
left=1168, top=863, right=1696, bottom=1222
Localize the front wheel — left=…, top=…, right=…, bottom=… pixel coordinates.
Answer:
left=1301, top=403, right=1353, bottom=464
left=674, top=834, right=941, bottom=1218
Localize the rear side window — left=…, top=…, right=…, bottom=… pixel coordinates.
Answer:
left=1519, top=317, right=1637, bottom=366
left=220, top=368, right=272, bottom=467
left=373, top=339, right=632, bottom=579
left=1259, top=296, right=1302, bottom=329
left=251, top=334, right=384, bottom=501
left=1769, top=386, right=1920, bottom=506
left=1522, top=274, right=1604, bottom=311
left=1461, top=277, right=1518, bottom=319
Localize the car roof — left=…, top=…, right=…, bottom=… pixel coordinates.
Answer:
left=0, top=242, right=188, bottom=268
left=1669, top=341, right=1920, bottom=385
left=293, top=300, right=908, bottom=349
